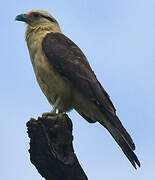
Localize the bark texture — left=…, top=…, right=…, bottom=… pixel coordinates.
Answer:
left=26, top=114, right=88, bottom=180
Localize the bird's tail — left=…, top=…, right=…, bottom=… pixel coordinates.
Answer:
left=98, top=115, right=140, bottom=169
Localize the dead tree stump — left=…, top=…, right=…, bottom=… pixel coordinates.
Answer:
left=26, top=114, right=88, bottom=180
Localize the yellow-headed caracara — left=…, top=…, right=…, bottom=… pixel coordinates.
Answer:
left=15, top=10, right=140, bottom=169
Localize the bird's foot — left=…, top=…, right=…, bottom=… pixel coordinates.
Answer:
left=42, top=111, right=57, bottom=118
left=42, top=97, right=62, bottom=118
left=42, top=111, right=64, bottom=119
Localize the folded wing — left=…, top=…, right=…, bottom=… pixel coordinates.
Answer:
left=42, top=32, right=140, bottom=168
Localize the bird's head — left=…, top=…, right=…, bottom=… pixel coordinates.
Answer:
left=15, top=10, right=61, bottom=32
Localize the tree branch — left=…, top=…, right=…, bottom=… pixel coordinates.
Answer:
left=26, top=114, right=88, bottom=180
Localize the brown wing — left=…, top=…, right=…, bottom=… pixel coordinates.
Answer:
left=42, top=32, right=140, bottom=168
left=42, top=32, right=115, bottom=113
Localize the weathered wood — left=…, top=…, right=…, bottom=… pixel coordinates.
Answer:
left=26, top=114, right=88, bottom=180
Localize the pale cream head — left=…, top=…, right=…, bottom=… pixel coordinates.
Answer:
left=16, top=9, right=61, bottom=32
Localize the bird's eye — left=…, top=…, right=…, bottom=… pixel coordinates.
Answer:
left=33, top=13, right=39, bottom=18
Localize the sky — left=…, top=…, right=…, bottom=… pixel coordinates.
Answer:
left=1, top=0, right=155, bottom=179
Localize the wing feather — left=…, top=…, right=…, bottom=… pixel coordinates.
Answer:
left=42, top=32, right=140, bottom=168
left=42, top=32, right=115, bottom=112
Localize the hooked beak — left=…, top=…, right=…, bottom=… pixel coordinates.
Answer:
left=15, top=14, right=27, bottom=22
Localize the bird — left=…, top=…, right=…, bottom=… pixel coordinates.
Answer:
left=15, top=9, right=140, bottom=169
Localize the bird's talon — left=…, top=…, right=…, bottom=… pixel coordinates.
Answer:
left=57, top=113, right=64, bottom=119
left=42, top=112, right=57, bottom=118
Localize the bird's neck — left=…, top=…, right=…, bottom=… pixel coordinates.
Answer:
left=25, top=24, right=61, bottom=42
left=25, top=25, right=61, bottom=66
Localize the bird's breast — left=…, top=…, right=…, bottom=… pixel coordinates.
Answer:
left=26, top=32, right=74, bottom=112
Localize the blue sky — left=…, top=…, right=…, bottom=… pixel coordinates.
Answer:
left=1, top=0, right=155, bottom=179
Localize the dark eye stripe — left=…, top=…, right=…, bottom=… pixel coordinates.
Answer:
left=41, top=15, right=56, bottom=22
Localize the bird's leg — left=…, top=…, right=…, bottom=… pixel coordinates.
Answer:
left=51, top=96, right=61, bottom=114
left=42, top=97, right=61, bottom=117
